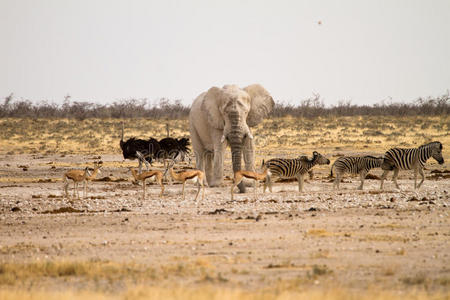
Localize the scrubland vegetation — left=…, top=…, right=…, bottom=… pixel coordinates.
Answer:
left=1, top=92, right=449, bottom=119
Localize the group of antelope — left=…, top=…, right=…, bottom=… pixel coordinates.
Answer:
left=63, top=160, right=205, bottom=202
left=63, top=140, right=444, bottom=203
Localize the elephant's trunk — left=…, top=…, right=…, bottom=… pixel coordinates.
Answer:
left=229, top=136, right=245, bottom=193
left=226, top=110, right=252, bottom=193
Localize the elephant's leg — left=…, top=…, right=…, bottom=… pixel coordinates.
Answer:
left=193, top=148, right=204, bottom=172
left=240, top=136, right=256, bottom=189
left=211, top=150, right=224, bottom=186
left=204, top=151, right=214, bottom=186
left=191, top=124, right=206, bottom=176
left=211, top=141, right=225, bottom=187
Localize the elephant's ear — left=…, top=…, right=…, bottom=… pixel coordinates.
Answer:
left=244, top=84, right=275, bottom=127
left=201, top=86, right=226, bottom=130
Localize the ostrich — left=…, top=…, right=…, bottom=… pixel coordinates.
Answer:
left=119, top=122, right=161, bottom=173
left=158, top=137, right=191, bottom=164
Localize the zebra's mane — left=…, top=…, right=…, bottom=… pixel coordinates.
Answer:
left=298, top=155, right=309, bottom=161
left=419, top=141, right=442, bottom=149
left=363, top=155, right=383, bottom=159
left=298, top=153, right=318, bottom=163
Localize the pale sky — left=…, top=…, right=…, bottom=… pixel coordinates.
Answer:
left=1, top=0, right=449, bottom=106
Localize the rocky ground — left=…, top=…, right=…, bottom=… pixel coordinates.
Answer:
left=0, top=154, right=449, bottom=296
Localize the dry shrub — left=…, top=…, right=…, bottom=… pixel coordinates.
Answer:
left=1, top=93, right=449, bottom=120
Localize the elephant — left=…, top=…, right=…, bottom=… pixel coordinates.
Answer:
left=189, top=84, right=274, bottom=193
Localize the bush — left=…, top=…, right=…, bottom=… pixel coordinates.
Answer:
left=1, top=92, right=448, bottom=119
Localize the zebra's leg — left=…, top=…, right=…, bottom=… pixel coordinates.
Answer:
left=413, top=167, right=418, bottom=189
left=334, top=172, right=340, bottom=190
left=358, top=171, right=367, bottom=190
left=417, top=167, right=425, bottom=189
left=392, top=168, right=400, bottom=189
left=297, top=174, right=305, bottom=192
left=380, top=170, right=389, bottom=190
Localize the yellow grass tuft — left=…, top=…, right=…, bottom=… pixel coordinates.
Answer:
left=306, top=229, right=334, bottom=237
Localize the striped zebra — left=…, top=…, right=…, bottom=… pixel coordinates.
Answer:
left=263, top=151, right=330, bottom=192
left=380, top=141, right=444, bottom=190
left=331, top=156, right=383, bottom=190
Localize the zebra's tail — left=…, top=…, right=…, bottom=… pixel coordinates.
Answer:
left=329, top=161, right=335, bottom=178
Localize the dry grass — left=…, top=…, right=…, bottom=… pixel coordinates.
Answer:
left=0, top=259, right=448, bottom=299
left=0, top=116, right=448, bottom=157
left=0, top=259, right=220, bottom=286
left=306, top=229, right=335, bottom=237
left=0, top=286, right=448, bottom=300
left=0, top=260, right=156, bottom=285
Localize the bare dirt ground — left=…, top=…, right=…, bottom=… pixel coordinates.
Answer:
left=1, top=152, right=449, bottom=298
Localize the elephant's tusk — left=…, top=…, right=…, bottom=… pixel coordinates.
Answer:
left=248, top=133, right=254, bottom=139
left=221, top=135, right=226, bottom=143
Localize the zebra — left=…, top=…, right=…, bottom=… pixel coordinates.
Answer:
left=263, top=151, right=330, bottom=192
left=380, top=141, right=444, bottom=190
left=330, top=156, right=384, bottom=190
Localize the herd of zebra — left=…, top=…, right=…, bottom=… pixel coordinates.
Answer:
left=261, top=141, right=444, bottom=194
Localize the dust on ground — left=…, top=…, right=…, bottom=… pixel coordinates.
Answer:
left=0, top=153, right=449, bottom=295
